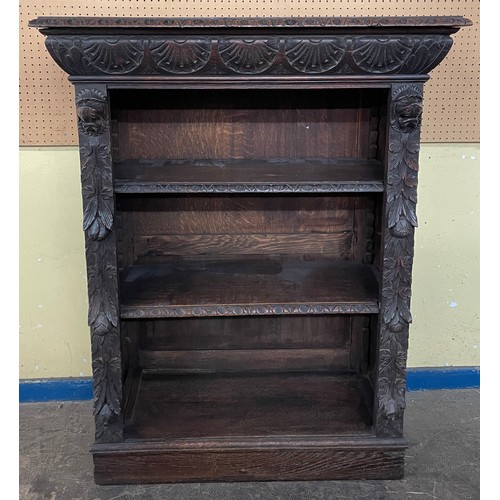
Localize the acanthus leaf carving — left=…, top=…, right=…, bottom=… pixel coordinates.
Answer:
left=87, top=253, right=119, bottom=329
left=401, top=35, right=453, bottom=74
left=80, top=141, right=113, bottom=241
left=376, top=82, right=423, bottom=438
left=76, top=85, right=122, bottom=443
left=45, top=37, right=91, bottom=75
left=92, top=333, right=122, bottom=442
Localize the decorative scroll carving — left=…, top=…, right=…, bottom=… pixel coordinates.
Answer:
left=218, top=39, right=279, bottom=74
left=76, top=85, right=122, bottom=443
left=375, top=83, right=423, bottom=438
left=150, top=39, right=211, bottom=73
left=44, top=35, right=455, bottom=77
left=284, top=38, right=346, bottom=73
left=114, top=182, right=384, bottom=194
left=121, top=302, right=379, bottom=319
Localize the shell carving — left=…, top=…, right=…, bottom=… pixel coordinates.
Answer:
left=285, top=38, right=346, bottom=73
left=218, top=39, right=279, bottom=74
left=82, top=38, right=144, bottom=74
left=352, top=37, right=413, bottom=73
left=150, top=39, right=212, bottom=73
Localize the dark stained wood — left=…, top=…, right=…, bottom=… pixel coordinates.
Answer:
left=125, top=371, right=374, bottom=440
left=31, top=13, right=469, bottom=484
left=114, top=158, right=384, bottom=194
left=29, top=16, right=472, bottom=29
left=75, top=84, right=124, bottom=443
left=138, top=233, right=353, bottom=258
left=116, top=194, right=357, bottom=234
left=139, top=316, right=351, bottom=350
left=138, top=348, right=351, bottom=372
left=112, top=89, right=379, bottom=161
left=92, top=442, right=406, bottom=484
left=119, top=257, right=380, bottom=318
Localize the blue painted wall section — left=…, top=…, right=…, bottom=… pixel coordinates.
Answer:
left=19, top=367, right=479, bottom=403
left=20, top=378, right=93, bottom=402
left=406, top=367, right=479, bottom=391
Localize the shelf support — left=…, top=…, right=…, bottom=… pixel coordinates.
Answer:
left=75, top=83, right=123, bottom=443
left=374, top=82, right=423, bottom=438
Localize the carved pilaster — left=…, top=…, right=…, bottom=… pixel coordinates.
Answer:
left=375, top=83, right=423, bottom=438
left=76, top=84, right=123, bottom=443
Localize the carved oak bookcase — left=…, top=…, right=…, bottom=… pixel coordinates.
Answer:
left=30, top=16, right=470, bottom=484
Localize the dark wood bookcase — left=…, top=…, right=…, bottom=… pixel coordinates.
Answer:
left=30, top=16, right=470, bottom=484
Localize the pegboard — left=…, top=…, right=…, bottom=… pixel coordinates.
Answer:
left=20, top=0, right=479, bottom=145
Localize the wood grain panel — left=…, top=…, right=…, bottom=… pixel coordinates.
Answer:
left=119, top=258, right=380, bottom=318
left=113, top=89, right=375, bottom=161
left=140, top=316, right=351, bottom=350
left=139, top=348, right=351, bottom=371
left=137, top=233, right=353, bottom=258
left=93, top=442, right=405, bottom=483
left=125, top=371, right=374, bottom=439
left=117, top=195, right=355, bottom=235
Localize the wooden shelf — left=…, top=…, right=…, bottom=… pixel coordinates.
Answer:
left=124, top=371, right=374, bottom=441
left=119, top=257, right=380, bottom=318
left=113, top=158, right=384, bottom=194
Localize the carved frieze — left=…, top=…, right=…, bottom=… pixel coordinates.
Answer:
left=45, top=35, right=454, bottom=77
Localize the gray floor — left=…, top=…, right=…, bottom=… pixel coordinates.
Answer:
left=20, top=389, right=479, bottom=500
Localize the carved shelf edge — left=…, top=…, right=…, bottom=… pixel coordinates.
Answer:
left=29, top=16, right=472, bottom=29
left=121, top=302, right=380, bottom=319
left=114, top=183, right=384, bottom=194
left=29, top=17, right=471, bottom=78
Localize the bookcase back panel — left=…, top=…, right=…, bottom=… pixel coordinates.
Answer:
left=142, top=316, right=351, bottom=350
left=135, top=316, right=356, bottom=373
left=112, top=89, right=385, bottom=161
left=116, top=194, right=378, bottom=264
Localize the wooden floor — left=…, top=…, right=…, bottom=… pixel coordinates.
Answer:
left=124, top=371, right=374, bottom=440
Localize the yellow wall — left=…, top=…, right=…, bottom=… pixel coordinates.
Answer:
left=19, top=144, right=479, bottom=378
